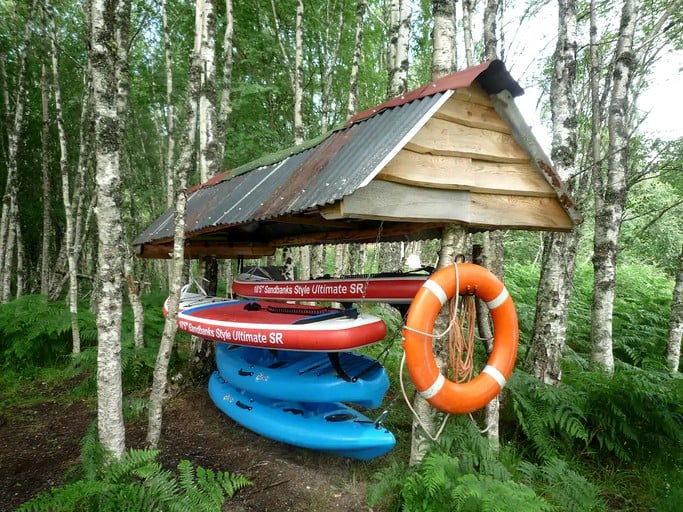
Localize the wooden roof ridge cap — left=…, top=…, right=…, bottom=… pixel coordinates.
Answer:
left=347, top=59, right=523, bottom=126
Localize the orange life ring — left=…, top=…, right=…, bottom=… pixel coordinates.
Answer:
left=402, top=263, right=518, bottom=414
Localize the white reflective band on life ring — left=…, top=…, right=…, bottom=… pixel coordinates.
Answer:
left=482, top=365, right=507, bottom=389
left=486, top=287, right=509, bottom=311
left=418, top=373, right=446, bottom=399
left=423, top=279, right=449, bottom=306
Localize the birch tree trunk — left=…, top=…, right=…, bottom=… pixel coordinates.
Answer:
left=409, top=225, right=469, bottom=466
left=197, top=0, right=219, bottom=181
left=216, top=0, right=234, bottom=164
left=293, top=0, right=304, bottom=144
left=528, top=0, right=580, bottom=386
left=162, top=0, right=175, bottom=208
left=0, top=0, right=37, bottom=304
left=590, top=0, right=639, bottom=373
left=48, top=3, right=81, bottom=353
left=432, top=0, right=456, bottom=85
left=90, top=0, right=127, bottom=459
left=319, top=2, right=346, bottom=134
left=483, top=0, right=498, bottom=61
left=147, top=51, right=201, bottom=449
left=387, top=0, right=410, bottom=98
left=408, top=7, right=464, bottom=466
left=667, top=244, right=683, bottom=373
left=40, top=62, right=53, bottom=296
left=462, top=0, right=474, bottom=67
left=346, top=0, right=367, bottom=121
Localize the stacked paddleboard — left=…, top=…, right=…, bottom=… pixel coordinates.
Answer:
left=209, top=344, right=395, bottom=460
left=170, top=272, right=431, bottom=459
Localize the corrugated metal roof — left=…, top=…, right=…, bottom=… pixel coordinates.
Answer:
left=134, top=92, right=449, bottom=245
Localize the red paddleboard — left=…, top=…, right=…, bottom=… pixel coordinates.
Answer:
left=232, top=271, right=431, bottom=304
left=164, top=293, right=387, bottom=352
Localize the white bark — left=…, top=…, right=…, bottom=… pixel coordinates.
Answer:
left=0, top=0, right=37, bottom=303
left=346, top=0, right=367, bottom=120
left=40, top=62, right=52, bottom=296
left=196, top=0, right=219, bottom=181
left=432, top=0, right=456, bottom=79
left=409, top=225, right=469, bottom=466
left=529, top=0, right=579, bottom=386
left=217, top=0, right=234, bottom=164
left=162, top=0, right=176, bottom=207
left=48, top=4, right=81, bottom=353
left=667, top=244, right=683, bottom=373
left=590, top=0, right=639, bottom=373
left=387, top=0, right=410, bottom=98
left=147, top=50, right=201, bottom=449
left=462, top=0, right=474, bottom=67
left=319, top=1, right=345, bottom=133
left=293, top=0, right=304, bottom=144
left=91, top=0, right=126, bottom=459
left=483, top=0, right=499, bottom=60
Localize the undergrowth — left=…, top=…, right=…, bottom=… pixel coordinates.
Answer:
left=17, top=424, right=252, bottom=512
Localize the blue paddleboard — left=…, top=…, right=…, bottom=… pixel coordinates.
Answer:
left=215, top=343, right=389, bottom=408
left=208, top=372, right=395, bottom=460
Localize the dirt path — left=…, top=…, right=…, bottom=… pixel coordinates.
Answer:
left=1, top=382, right=381, bottom=511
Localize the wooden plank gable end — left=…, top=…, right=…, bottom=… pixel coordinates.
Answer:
left=434, top=95, right=511, bottom=134
left=320, top=180, right=573, bottom=231
left=406, top=117, right=530, bottom=164
left=377, top=149, right=557, bottom=197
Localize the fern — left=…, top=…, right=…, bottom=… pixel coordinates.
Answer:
left=17, top=441, right=252, bottom=512
left=517, top=458, right=606, bottom=512
left=507, top=370, right=588, bottom=462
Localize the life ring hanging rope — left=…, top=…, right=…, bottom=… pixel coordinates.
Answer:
left=402, top=262, right=519, bottom=415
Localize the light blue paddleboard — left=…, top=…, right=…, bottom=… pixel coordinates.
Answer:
left=215, top=343, right=389, bottom=408
left=208, top=372, right=395, bottom=460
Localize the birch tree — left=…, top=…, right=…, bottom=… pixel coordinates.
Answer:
left=387, top=0, right=410, bottom=98
left=528, top=0, right=580, bottom=386
left=47, top=2, right=81, bottom=353
left=40, top=62, right=53, bottom=296
left=667, top=243, right=683, bottom=372
left=408, top=3, right=469, bottom=466
left=346, top=0, right=367, bottom=120
left=431, top=0, right=456, bottom=79
left=90, top=0, right=128, bottom=459
left=0, top=0, right=37, bottom=304
left=590, top=0, right=640, bottom=373
left=147, top=52, right=200, bottom=448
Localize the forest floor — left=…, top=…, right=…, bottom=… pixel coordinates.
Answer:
left=0, top=373, right=390, bottom=511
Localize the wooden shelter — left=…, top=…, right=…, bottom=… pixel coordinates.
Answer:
left=133, top=60, right=580, bottom=259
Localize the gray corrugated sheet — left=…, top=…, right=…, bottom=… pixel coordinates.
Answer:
left=133, top=93, right=446, bottom=245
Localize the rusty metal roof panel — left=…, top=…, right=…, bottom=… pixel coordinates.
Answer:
left=133, top=92, right=448, bottom=245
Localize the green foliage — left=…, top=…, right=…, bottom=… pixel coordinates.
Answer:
left=18, top=427, right=252, bottom=512
left=516, top=458, right=605, bottom=512
left=507, top=370, right=589, bottom=462
left=507, top=363, right=683, bottom=465
left=369, top=452, right=551, bottom=512
left=0, top=295, right=96, bottom=368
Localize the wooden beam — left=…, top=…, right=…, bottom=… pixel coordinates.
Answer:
left=320, top=180, right=574, bottom=231
left=406, top=117, right=530, bottom=163
left=434, top=96, right=510, bottom=134
left=471, top=193, right=574, bottom=231
left=135, top=242, right=275, bottom=259
left=271, top=221, right=445, bottom=246
left=378, top=149, right=556, bottom=197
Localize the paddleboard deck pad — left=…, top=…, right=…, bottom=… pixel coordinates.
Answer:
left=215, top=343, right=389, bottom=408
left=208, top=372, right=395, bottom=460
left=166, top=294, right=387, bottom=351
left=232, top=270, right=432, bottom=304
